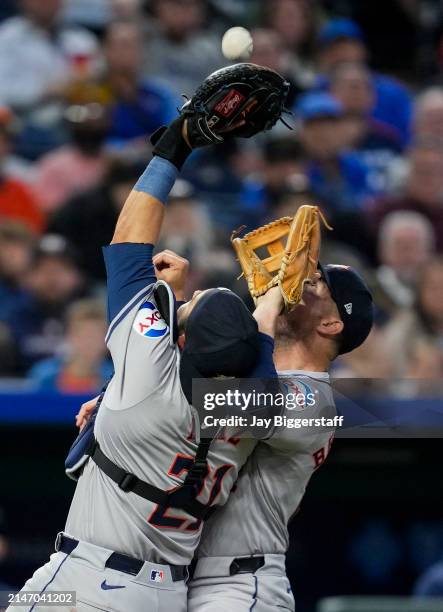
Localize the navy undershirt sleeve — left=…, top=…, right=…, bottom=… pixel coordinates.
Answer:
left=103, top=242, right=156, bottom=323
left=250, top=332, right=278, bottom=378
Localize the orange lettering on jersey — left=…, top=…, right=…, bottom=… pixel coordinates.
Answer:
left=214, top=428, right=240, bottom=445
left=328, top=433, right=334, bottom=453
left=313, top=447, right=326, bottom=469
left=313, top=434, right=335, bottom=470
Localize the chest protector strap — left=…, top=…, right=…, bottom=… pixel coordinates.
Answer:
left=90, top=438, right=216, bottom=521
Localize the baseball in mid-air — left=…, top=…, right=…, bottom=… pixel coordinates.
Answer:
left=222, top=27, right=253, bottom=60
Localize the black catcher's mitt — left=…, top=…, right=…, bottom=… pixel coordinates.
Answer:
left=181, top=63, right=290, bottom=147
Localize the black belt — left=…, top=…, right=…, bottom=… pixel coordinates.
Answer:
left=55, top=534, right=187, bottom=582
left=229, top=556, right=265, bottom=575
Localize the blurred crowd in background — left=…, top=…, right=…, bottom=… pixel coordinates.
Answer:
left=0, top=0, right=443, bottom=395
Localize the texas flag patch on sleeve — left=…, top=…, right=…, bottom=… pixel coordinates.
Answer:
left=133, top=301, right=168, bottom=339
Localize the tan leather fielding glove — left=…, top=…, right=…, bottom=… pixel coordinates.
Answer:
left=232, top=206, right=331, bottom=311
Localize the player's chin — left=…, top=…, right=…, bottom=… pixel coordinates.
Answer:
left=298, top=291, right=314, bottom=307
left=301, top=284, right=321, bottom=303
left=293, top=292, right=319, bottom=316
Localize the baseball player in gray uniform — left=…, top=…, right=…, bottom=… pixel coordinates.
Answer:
left=9, top=112, right=284, bottom=611
left=188, top=265, right=374, bottom=611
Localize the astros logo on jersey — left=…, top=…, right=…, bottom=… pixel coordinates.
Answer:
left=133, top=301, right=168, bottom=338
left=284, top=378, right=315, bottom=411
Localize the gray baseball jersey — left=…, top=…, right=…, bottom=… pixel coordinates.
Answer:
left=195, top=370, right=336, bottom=558
left=65, top=281, right=256, bottom=566
left=12, top=243, right=256, bottom=612
left=189, top=371, right=336, bottom=612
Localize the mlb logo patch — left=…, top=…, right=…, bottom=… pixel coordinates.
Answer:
left=150, top=569, right=164, bottom=583
left=133, top=301, right=168, bottom=339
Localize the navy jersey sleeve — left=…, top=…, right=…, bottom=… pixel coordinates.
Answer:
left=103, top=243, right=156, bottom=323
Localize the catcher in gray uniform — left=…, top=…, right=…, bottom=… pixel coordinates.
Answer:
left=9, top=65, right=290, bottom=612
left=188, top=265, right=374, bottom=612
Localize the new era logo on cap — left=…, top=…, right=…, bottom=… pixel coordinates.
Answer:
left=344, top=303, right=353, bottom=315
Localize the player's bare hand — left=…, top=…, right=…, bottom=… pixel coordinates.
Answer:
left=256, top=286, right=284, bottom=313
left=76, top=395, right=99, bottom=431
left=253, top=286, right=284, bottom=337
left=153, top=250, right=189, bottom=301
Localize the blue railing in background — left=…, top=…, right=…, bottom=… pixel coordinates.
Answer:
left=0, top=391, right=90, bottom=424
left=0, top=391, right=443, bottom=430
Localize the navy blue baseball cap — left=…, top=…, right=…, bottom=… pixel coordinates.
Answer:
left=297, top=92, right=344, bottom=122
left=319, top=263, right=373, bottom=354
left=179, top=288, right=260, bottom=404
left=318, top=18, right=364, bottom=47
